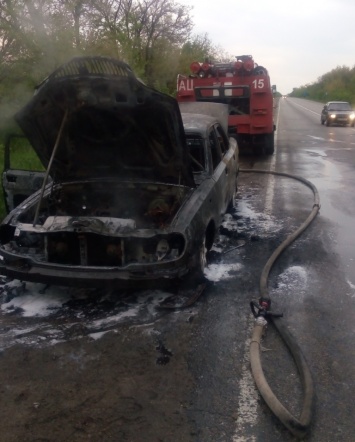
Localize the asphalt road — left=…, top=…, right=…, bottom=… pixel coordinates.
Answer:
left=0, top=97, right=354, bottom=442
left=235, top=97, right=355, bottom=441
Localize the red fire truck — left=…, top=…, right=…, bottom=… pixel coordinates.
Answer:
left=176, top=55, right=275, bottom=155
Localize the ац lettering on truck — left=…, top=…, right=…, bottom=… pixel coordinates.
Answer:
left=177, top=55, right=276, bottom=155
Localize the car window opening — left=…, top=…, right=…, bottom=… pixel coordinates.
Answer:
left=186, top=135, right=205, bottom=172
left=209, top=130, right=222, bottom=169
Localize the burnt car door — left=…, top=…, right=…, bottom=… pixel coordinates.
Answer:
left=2, top=134, right=48, bottom=213
left=208, top=123, right=237, bottom=218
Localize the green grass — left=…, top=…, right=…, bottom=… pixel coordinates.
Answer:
left=0, top=137, right=45, bottom=220
left=4, top=136, right=44, bottom=170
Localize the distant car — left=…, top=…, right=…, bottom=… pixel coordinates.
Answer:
left=321, top=101, right=355, bottom=127
left=0, top=56, right=238, bottom=289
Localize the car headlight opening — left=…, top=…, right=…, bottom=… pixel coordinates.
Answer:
left=156, top=238, right=170, bottom=261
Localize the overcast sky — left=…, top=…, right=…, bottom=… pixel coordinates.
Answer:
left=178, top=0, right=355, bottom=94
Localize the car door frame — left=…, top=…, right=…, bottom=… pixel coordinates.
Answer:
left=2, top=134, right=48, bottom=213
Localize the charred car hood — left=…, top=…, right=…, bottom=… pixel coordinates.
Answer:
left=15, top=56, right=195, bottom=187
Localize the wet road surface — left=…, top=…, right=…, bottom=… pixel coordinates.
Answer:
left=0, top=97, right=355, bottom=441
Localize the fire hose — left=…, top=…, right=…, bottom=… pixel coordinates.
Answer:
left=241, top=168, right=320, bottom=439
left=159, top=167, right=319, bottom=437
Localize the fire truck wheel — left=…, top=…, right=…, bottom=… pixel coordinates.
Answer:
left=265, top=133, right=275, bottom=155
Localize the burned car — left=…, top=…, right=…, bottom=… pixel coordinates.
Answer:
left=0, top=56, right=238, bottom=288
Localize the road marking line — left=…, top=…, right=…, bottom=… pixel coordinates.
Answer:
left=263, top=98, right=279, bottom=214
left=292, top=100, right=320, bottom=116
left=233, top=99, right=281, bottom=440
left=233, top=316, right=258, bottom=441
left=308, top=135, right=355, bottom=145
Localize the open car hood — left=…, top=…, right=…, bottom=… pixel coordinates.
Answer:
left=15, top=56, right=195, bottom=187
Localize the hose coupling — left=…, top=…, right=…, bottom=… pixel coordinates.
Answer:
left=255, top=316, right=267, bottom=328
left=250, top=299, right=283, bottom=319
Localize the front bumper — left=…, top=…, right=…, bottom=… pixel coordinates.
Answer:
left=329, top=114, right=354, bottom=125
left=0, top=252, right=190, bottom=289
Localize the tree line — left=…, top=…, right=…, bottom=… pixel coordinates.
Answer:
left=0, top=0, right=228, bottom=129
left=289, top=65, right=355, bottom=105
left=2, top=0, right=353, bottom=127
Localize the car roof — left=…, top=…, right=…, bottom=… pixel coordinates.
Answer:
left=178, top=102, right=229, bottom=134
left=181, top=113, right=217, bottom=135
left=326, top=101, right=350, bottom=105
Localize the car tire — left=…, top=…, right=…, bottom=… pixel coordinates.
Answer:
left=198, top=236, right=207, bottom=276
left=321, top=118, right=324, bottom=125
left=193, top=236, right=208, bottom=280
left=265, top=133, right=275, bottom=155
left=351, top=123, right=355, bottom=128
left=227, top=185, right=237, bottom=211
left=325, top=119, right=330, bottom=126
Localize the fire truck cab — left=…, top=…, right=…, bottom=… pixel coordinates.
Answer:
left=177, top=55, right=275, bottom=155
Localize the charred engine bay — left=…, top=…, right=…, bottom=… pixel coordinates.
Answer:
left=1, top=181, right=190, bottom=267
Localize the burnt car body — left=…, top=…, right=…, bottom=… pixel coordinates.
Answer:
left=321, top=101, right=355, bottom=127
left=0, top=56, right=238, bottom=288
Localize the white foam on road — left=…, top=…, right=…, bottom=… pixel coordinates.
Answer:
left=204, top=263, right=243, bottom=282
left=1, top=291, right=71, bottom=317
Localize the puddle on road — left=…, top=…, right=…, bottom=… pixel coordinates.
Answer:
left=307, top=134, right=355, bottom=147
left=305, top=148, right=328, bottom=158
left=304, top=155, right=355, bottom=284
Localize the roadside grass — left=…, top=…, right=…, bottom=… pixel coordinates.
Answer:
left=0, top=139, right=44, bottom=221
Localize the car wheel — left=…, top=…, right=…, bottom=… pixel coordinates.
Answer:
left=321, top=118, right=324, bottom=125
left=227, top=185, right=237, bottom=211
left=198, top=236, right=207, bottom=276
left=325, top=119, right=330, bottom=126
left=264, top=133, right=275, bottom=155
left=351, top=123, right=355, bottom=128
left=253, top=145, right=264, bottom=155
